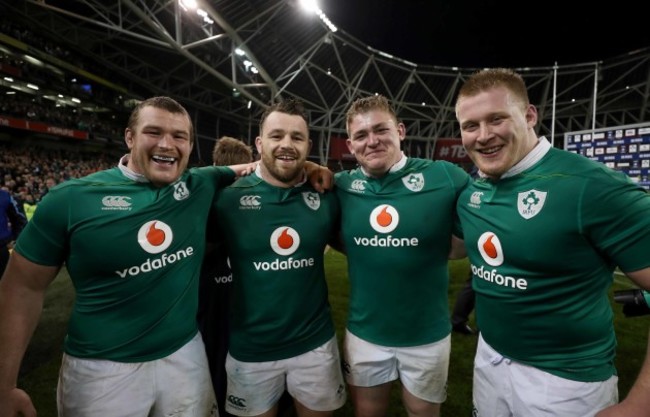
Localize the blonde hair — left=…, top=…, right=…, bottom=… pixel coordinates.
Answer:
left=212, top=136, right=253, bottom=166
left=456, top=68, right=530, bottom=113
left=346, top=95, right=398, bottom=135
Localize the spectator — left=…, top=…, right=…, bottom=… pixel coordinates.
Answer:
left=21, top=194, right=37, bottom=221
left=0, top=188, right=27, bottom=277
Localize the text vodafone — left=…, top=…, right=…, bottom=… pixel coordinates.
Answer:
left=471, top=264, right=528, bottom=290
left=353, top=235, right=419, bottom=247
left=115, top=246, right=194, bottom=278
left=253, top=257, right=315, bottom=271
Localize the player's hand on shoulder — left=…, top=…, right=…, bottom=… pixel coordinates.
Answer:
left=229, top=161, right=258, bottom=177
left=305, top=161, right=333, bottom=193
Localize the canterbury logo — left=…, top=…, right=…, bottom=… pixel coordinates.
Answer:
left=101, top=196, right=132, bottom=210
left=239, top=195, right=261, bottom=209
left=227, top=395, right=246, bottom=408
left=350, top=179, right=366, bottom=192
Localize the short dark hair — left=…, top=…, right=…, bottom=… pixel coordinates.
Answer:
left=127, top=96, right=194, bottom=143
left=212, top=136, right=253, bottom=165
left=259, top=98, right=308, bottom=133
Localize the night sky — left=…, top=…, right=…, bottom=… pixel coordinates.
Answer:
left=322, top=0, right=649, bottom=68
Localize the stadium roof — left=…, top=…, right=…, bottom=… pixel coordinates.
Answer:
left=2, top=0, right=650, bottom=163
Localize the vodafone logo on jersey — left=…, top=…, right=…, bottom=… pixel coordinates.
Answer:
left=253, top=227, right=314, bottom=271
left=115, top=220, right=195, bottom=278
left=270, top=226, right=300, bottom=256
left=369, top=204, right=399, bottom=233
left=138, top=220, right=173, bottom=254
left=472, top=231, right=528, bottom=290
left=352, top=205, right=418, bottom=248
left=477, top=231, right=503, bottom=266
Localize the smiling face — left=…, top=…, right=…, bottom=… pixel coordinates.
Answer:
left=346, top=108, right=405, bottom=178
left=124, top=105, right=193, bottom=187
left=256, top=110, right=311, bottom=187
left=456, top=86, right=539, bottom=180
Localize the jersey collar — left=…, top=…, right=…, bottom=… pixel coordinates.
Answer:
left=359, top=152, right=407, bottom=177
left=118, top=154, right=149, bottom=183
left=479, top=137, right=551, bottom=180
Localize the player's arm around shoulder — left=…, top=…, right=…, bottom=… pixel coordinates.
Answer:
left=228, top=161, right=258, bottom=177
left=439, top=159, right=472, bottom=191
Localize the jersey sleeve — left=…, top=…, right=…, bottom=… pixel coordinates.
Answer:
left=441, top=162, right=471, bottom=238
left=198, top=165, right=238, bottom=190
left=15, top=185, right=70, bottom=266
left=581, top=171, right=650, bottom=272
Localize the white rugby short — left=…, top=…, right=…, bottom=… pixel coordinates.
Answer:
left=224, top=335, right=346, bottom=416
left=343, top=329, right=450, bottom=403
left=57, top=332, right=216, bottom=417
left=473, top=334, right=618, bottom=417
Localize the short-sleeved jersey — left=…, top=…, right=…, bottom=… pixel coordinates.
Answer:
left=457, top=143, right=650, bottom=381
left=214, top=172, right=339, bottom=362
left=15, top=165, right=235, bottom=362
left=335, top=158, right=470, bottom=347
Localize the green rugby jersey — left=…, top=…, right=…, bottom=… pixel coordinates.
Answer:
left=457, top=141, right=650, bottom=381
left=335, top=157, right=470, bottom=347
left=15, top=165, right=235, bottom=362
left=214, top=172, right=339, bottom=362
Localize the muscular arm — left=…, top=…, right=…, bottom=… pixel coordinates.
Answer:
left=596, top=266, right=650, bottom=417
left=0, top=252, right=60, bottom=417
left=596, top=333, right=650, bottom=416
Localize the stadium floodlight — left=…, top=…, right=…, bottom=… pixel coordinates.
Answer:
left=298, top=0, right=337, bottom=32
left=3, top=77, right=13, bottom=82
left=179, top=0, right=198, bottom=10
left=26, top=83, right=39, bottom=90
left=299, top=0, right=318, bottom=13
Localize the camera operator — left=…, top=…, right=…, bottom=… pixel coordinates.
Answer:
left=614, top=288, right=650, bottom=317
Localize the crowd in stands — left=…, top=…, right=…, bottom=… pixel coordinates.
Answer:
left=1, top=18, right=132, bottom=143
left=0, top=91, right=123, bottom=140
left=0, top=20, right=72, bottom=62
left=0, top=141, right=113, bottom=218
